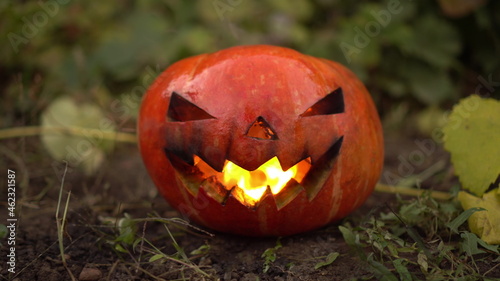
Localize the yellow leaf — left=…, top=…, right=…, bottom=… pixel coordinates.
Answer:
left=443, top=95, right=500, bottom=196
left=458, top=190, right=500, bottom=244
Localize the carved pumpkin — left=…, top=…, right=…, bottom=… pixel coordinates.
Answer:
left=138, top=45, right=383, bottom=236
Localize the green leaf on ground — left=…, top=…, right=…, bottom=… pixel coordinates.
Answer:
left=443, top=95, right=500, bottom=196
left=393, top=258, right=412, bottom=281
left=41, top=96, right=116, bottom=175
left=116, top=216, right=137, bottom=246
left=460, top=231, right=499, bottom=255
left=458, top=190, right=500, bottom=244
left=314, top=252, right=340, bottom=269
left=417, top=252, right=428, bottom=273
left=367, top=253, right=398, bottom=281
left=446, top=207, right=485, bottom=234
left=262, top=238, right=282, bottom=273
left=190, top=244, right=210, bottom=256
left=339, top=225, right=357, bottom=247
left=149, top=254, right=165, bottom=262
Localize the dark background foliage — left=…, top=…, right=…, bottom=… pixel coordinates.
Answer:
left=2, top=0, right=499, bottom=129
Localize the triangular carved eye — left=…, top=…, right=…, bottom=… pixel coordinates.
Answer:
left=300, top=88, right=344, bottom=117
left=246, top=116, right=278, bottom=140
left=167, top=92, right=216, bottom=122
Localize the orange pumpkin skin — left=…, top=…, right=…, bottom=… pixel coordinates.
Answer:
left=138, top=45, right=383, bottom=236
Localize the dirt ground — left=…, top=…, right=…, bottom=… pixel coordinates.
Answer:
left=0, top=134, right=498, bottom=280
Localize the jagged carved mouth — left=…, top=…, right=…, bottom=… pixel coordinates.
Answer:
left=165, top=136, right=343, bottom=209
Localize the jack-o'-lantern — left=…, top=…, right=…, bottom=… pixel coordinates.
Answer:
left=138, top=45, right=383, bottom=236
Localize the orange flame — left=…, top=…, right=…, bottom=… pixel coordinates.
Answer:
left=194, top=156, right=311, bottom=206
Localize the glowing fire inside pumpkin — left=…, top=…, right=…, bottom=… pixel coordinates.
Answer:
left=194, top=156, right=311, bottom=206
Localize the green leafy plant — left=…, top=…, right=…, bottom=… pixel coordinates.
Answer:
left=262, top=238, right=282, bottom=273
left=95, top=214, right=214, bottom=279
left=340, top=194, right=500, bottom=280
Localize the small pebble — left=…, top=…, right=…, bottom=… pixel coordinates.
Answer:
left=78, top=267, right=102, bottom=281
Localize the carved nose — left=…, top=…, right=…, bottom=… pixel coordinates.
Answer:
left=246, top=116, right=278, bottom=140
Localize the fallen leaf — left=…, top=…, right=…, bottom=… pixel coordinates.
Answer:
left=460, top=231, right=499, bottom=255
left=458, top=190, right=500, bottom=244
left=443, top=95, right=500, bottom=196
left=41, top=96, right=116, bottom=175
left=314, top=252, right=340, bottom=269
